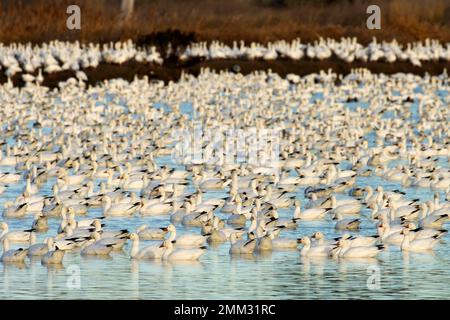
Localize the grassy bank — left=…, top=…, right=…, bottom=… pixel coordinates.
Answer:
left=1, top=0, right=450, bottom=45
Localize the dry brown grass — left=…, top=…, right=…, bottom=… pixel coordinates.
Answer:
left=1, top=0, right=450, bottom=45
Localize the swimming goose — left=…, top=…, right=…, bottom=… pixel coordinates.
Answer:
left=400, top=227, right=440, bottom=252
left=295, top=200, right=331, bottom=220
left=229, top=233, right=257, bottom=254
left=41, top=240, right=65, bottom=265
left=161, top=240, right=207, bottom=261
left=128, top=233, right=166, bottom=259
left=140, top=198, right=173, bottom=216
left=337, top=233, right=379, bottom=247
left=103, top=195, right=140, bottom=217
left=2, top=202, right=28, bottom=218
left=268, top=231, right=299, bottom=249
left=165, top=224, right=207, bottom=247
left=0, top=223, right=33, bottom=243
left=32, top=213, right=49, bottom=232
left=89, top=230, right=128, bottom=251
left=28, top=234, right=51, bottom=257
left=0, top=172, right=21, bottom=184
left=329, top=195, right=362, bottom=215
left=81, top=237, right=114, bottom=256
left=404, top=223, right=447, bottom=240
left=333, top=213, right=360, bottom=230
left=332, top=239, right=384, bottom=258
left=311, top=232, right=336, bottom=246
left=298, top=236, right=333, bottom=257
left=1, top=238, right=28, bottom=263
left=417, top=203, right=449, bottom=228
left=136, top=224, right=168, bottom=240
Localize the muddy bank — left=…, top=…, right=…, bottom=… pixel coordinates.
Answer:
left=2, top=58, right=449, bottom=88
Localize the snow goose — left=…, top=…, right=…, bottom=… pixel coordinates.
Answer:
left=28, top=234, right=51, bottom=257
left=337, top=233, right=379, bottom=247
left=333, top=213, right=360, bottom=230
left=165, top=224, right=207, bottom=247
left=417, top=203, right=448, bottom=228
left=128, top=233, right=165, bottom=259
left=81, top=237, right=114, bottom=256
left=333, top=239, right=384, bottom=258
left=136, top=224, right=168, bottom=240
left=102, top=195, right=140, bottom=217
left=330, top=195, right=362, bottom=215
left=0, top=172, right=20, bottom=184
left=298, top=236, right=332, bottom=257
left=295, top=200, right=331, bottom=220
left=3, top=202, right=28, bottom=218
left=229, top=233, right=257, bottom=254
left=161, top=240, right=207, bottom=261
left=0, top=222, right=33, bottom=243
left=1, top=238, right=28, bottom=263
left=41, top=239, right=65, bottom=265
left=400, top=227, right=440, bottom=252
left=32, top=213, right=48, bottom=232
left=268, top=231, right=299, bottom=249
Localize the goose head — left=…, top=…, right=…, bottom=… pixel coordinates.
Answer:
left=128, top=233, right=139, bottom=241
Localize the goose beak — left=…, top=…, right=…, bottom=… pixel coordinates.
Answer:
left=160, top=227, right=168, bottom=232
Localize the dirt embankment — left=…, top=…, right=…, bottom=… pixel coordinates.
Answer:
left=1, top=57, right=449, bottom=89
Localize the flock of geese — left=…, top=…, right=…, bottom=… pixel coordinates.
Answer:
left=2, top=38, right=450, bottom=84
left=0, top=65, right=449, bottom=269
left=181, top=38, right=450, bottom=66
left=0, top=40, right=163, bottom=81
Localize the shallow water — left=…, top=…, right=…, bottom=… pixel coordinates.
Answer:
left=0, top=95, right=449, bottom=300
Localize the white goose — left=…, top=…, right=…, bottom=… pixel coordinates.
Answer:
left=103, top=195, right=140, bottom=217
left=333, top=212, right=360, bottom=230
left=136, top=224, right=168, bottom=240
left=128, top=233, right=166, bottom=259
left=400, top=227, right=440, bottom=252
left=295, top=200, right=331, bottom=220
left=41, top=239, right=66, bottom=265
left=1, top=238, right=28, bottom=263
left=161, top=240, right=207, bottom=261
left=0, top=222, right=33, bottom=243
left=229, top=233, right=257, bottom=254
left=332, top=239, right=384, bottom=258
left=298, top=236, right=333, bottom=257
left=165, top=224, right=207, bottom=247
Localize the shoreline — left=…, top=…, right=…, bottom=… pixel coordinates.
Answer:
left=1, top=58, right=449, bottom=88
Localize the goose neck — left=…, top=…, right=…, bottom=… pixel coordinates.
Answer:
left=130, top=238, right=140, bottom=258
